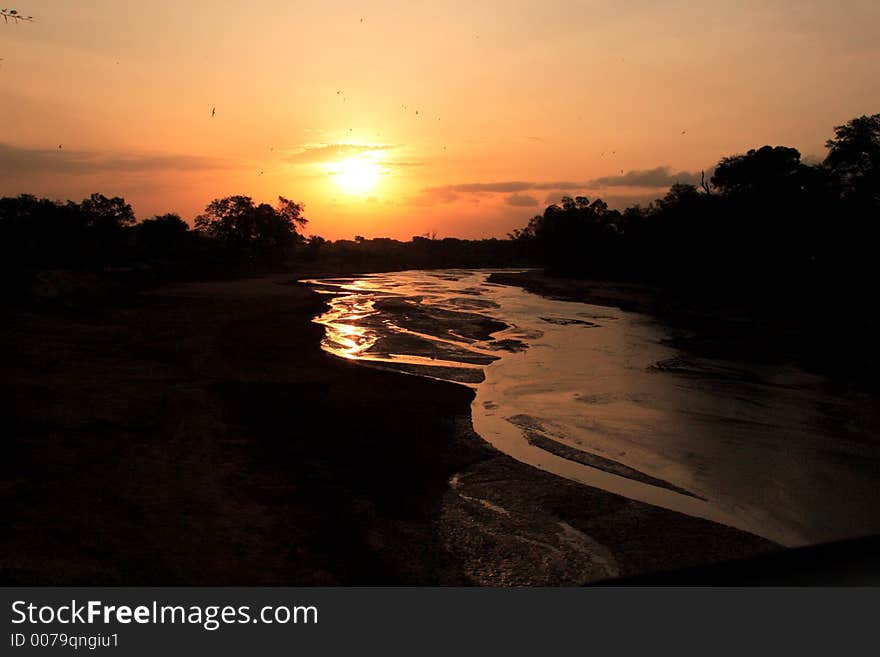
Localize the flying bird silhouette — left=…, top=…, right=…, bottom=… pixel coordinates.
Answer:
left=211, top=107, right=216, bottom=118
left=1, top=9, right=34, bottom=23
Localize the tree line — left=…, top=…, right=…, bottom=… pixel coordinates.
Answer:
left=0, top=193, right=310, bottom=278
left=0, top=195, right=522, bottom=284
left=1, top=114, right=877, bottom=303
left=510, top=114, right=879, bottom=306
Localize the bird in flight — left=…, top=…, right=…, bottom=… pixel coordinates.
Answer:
left=1, top=9, right=34, bottom=23
left=211, top=107, right=216, bottom=118
left=58, top=144, right=62, bottom=149
left=681, top=130, right=687, bottom=135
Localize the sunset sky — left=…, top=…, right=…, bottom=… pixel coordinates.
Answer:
left=1, top=1, right=878, bottom=239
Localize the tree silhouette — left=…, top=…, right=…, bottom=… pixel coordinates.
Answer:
left=824, top=113, right=880, bottom=206
left=76, top=193, right=135, bottom=230
left=515, top=195, right=622, bottom=276
left=194, top=195, right=306, bottom=264
left=134, top=214, right=188, bottom=253
left=508, top=115, right=880, bottom=291
left=711, top=146, right=805, bottom=197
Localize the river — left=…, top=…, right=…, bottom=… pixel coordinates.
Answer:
left=303, top=269, right=880, bottom=547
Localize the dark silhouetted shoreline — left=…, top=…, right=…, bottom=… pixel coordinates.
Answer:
left=0, top=275, right=775, bottom=585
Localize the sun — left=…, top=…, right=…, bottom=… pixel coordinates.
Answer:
left=332, top=156, right=382, bottom=194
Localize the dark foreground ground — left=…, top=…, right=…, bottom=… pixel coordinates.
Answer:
left=1, top=275, right=776, bottom=585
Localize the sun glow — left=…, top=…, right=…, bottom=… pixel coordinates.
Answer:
left=332, top=156, right=382, bottom=194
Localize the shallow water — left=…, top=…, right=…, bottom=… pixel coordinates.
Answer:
left=303, top=269, right=880, bottom=546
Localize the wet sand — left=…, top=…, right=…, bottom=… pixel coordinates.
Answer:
left=0, top=275, right=775, bottom=585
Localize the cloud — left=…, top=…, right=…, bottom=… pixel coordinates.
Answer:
left=421, top=170, right=698, bottom=199
left=377, top=159, right=423, bottom=169
left=588, top=166, right=701, bottom=188
left=0, top=143, right=232, bottom=177
left=406, top=187, right=460, bottom=206
left=408, top=182, right=531, bottom=205
left=442, top=181, right=535, bottom=193
left=409, top=166, right=705, bottom=207
left=284, top=143, right=394, bottom=164
left=421, top=180, right=584, bottom=197
left=531, top=181, right=585, bottom=190
left=544, top=191, right=567, bottom=204
left=505, top=193, right=540, bottom=207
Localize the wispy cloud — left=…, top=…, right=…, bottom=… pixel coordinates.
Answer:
left=505, top=193, right=540, bottom=207
left=0, top=143, right=233, bottom=177
left=284, top=143, right=394, bottom=164
left=377, top=159, right=424, bottom=169
left=422, top=180, right=583, bottom=196
left=589, top=166, right=702, bottom=187
left=435, top=181, right=534, bottom=193
left=412, top=167, right=704, bottom=206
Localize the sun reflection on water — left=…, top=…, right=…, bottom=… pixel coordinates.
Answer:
left=301, top=272, right=499, bottom=381
left=327, top=321, right=377, bottom=359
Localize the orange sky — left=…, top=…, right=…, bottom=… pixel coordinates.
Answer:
left=1, top=1, right=878, bottom=239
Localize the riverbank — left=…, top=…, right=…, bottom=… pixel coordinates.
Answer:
left=487, top=271, right=880, bottom=388
left=1, top=274, right=775, bottom=585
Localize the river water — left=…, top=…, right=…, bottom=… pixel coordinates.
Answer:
left=303, top=269, right=880, bottom=547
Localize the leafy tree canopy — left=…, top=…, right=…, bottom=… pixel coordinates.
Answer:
left=824, top=113, right=880, bottom=204
left=194, top=195, right=307, bottom=257
left=711, top=146, right=806, bottom=197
